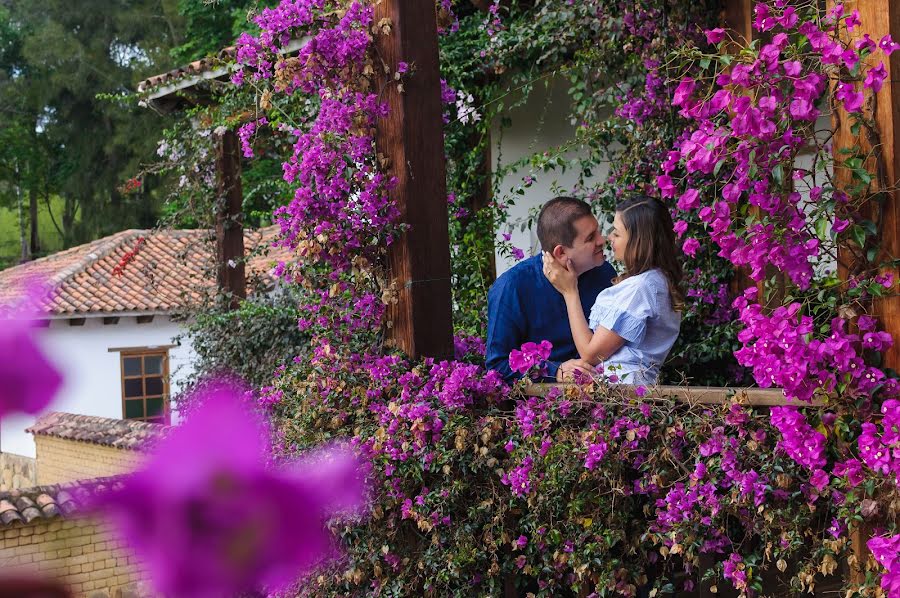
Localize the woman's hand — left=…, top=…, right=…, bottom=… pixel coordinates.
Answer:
left=542, top=251, right=578, bottom=296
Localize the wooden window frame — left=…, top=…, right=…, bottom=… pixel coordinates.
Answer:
left=119, top=348, right=170, bottom=424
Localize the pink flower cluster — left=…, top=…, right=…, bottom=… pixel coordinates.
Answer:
left=769, top=406, right=826, bottom=470
left=508, top=340, right=552, bottom=375
left=858, top=400, right=900, bottom=486
left=867, top=533, right=900, bottom=595
left=234, top=1, right=399, bottom=274
left=734, top=289, right=897, bottom=403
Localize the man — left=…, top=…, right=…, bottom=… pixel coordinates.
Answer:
left=486, top=196, right=616, bottom=382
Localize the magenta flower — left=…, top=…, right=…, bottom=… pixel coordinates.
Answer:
left=856, top=34, right=877, bottom=53
left=867, top=533, right=900, bottom=595
left=835, top=83, right=864, bottom=112
left=672, top=78, right=695, bottom=107
left=880, top=34, right=900, bottom=56
left=509, top=340, right=552, bottom=375
left=0, top=286, right=62, bottom=420
left=865, top=63, right=888, bottom=93
left=682, top=238, right=700, bottom=257
left=703, top=28, right=725, bottom=45
left=94, top=384, right=367, bottom=597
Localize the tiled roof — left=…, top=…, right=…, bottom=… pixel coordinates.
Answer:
left=136, top=47, right=236, bottom=95
left=0, top=477, right=120, bottom=527
left=27, top=412, right=167, bottom=452
left=0, top=226, right=291, bottom=316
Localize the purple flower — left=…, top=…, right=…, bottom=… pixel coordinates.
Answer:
left=511, top=246, right=525, bottom=261
left=865, top=63, right=888, bottom=93
left=0, top=285, right=62, bottom=420
left=682, top=238, right=700, bottom=257
left=704, top=28, right=725, bottom=45
left=867, top=534, right=900, bottom=594
left=880, top=34, right=900, bottom=56
left=509, top=340, right=552, bottom=375
left=94, top=383, right=367, bottom=597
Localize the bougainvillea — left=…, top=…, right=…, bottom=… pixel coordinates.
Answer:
left=226, top=0, right=900, bottom=594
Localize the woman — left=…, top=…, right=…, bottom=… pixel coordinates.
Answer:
left=542, top=195, right=684, bottom=385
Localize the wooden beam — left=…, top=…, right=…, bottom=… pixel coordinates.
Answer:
left=526, top=383, right=825, bottom=407
left=374, top=0, right=454, bottom=360
left=215, top=129, right=246, bottom=310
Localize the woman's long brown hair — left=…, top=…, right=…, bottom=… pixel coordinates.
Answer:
left=615, top=195, right=685, bottom=311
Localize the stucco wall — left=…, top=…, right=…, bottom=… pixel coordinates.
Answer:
left=34, top=437, right=145, bottom=487
left=0, top=517, right=149, bottom=598
left=491, top=77, right=611, bottom=276
left=1, top=315, right=193, bottom=459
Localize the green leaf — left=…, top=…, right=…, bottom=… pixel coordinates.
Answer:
left=850, top=224, right=867, bottom=249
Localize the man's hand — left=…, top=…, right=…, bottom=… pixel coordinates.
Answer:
left=556, top=358, right=596, bottom=382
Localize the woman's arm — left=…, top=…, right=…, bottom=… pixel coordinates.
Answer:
left=562, top=292, right=625, bottom=365
left=543, top=252, right=626, bottom=365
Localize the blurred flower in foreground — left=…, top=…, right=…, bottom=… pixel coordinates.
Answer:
left=0, top=283, right=62, bottom=420
left=94, top=383, right=367, bottom=597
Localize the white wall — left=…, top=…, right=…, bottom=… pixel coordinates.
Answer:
left=491, top=77, right=611, bottom=275
left=1, top=315, right=193, bottom=458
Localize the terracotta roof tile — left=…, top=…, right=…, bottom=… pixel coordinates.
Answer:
left=27, top=412, right=167, bottom=452
left=0, top=226, right=291, bottom=316
left=0, top=477, right=121, bottom=527
left=136, top=47, right=236, bottom=94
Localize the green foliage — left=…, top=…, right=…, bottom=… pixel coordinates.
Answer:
left=0, top=0, right=184, bottom=261
left=173, top=289, right=310, bottom=405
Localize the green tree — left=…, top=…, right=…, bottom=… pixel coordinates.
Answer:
left=0, top=0, right=185, bottom=258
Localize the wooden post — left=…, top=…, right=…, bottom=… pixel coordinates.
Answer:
left=831, top=0, right=900, bottom=582
left=831, top=0, right=900, bottom=369
left=374, top=0, right=454, bottom=360
left=215, top=129, right=246, bottom=309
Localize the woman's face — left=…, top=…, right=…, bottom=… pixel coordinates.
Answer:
left=609, top=212, right=629, bottom=263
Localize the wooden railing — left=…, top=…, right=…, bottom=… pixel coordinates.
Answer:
left=525, top=383, right=825, bottom=407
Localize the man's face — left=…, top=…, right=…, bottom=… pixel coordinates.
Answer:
left=554, top=215, right=606, bottom=276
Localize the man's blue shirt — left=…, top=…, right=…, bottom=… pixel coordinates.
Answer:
left=486, top=255, right=616, bottom=382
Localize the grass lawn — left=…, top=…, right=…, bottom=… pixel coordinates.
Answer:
left=0, top=196, right=72, bottom=269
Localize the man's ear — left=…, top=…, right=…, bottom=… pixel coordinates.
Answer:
left=551, top=245, right=567, bottom=261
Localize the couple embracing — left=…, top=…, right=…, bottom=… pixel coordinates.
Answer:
left=486, top=195, right=684, bottom=387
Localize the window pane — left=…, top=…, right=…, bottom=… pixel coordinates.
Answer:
left=146, top=416, right=165, bottom=425
left=144, top=355, right=163, bottom=375
left=146, top=397, right=164, bottom=417
left=145, top=377, right=164, bottom=396
left=124, top=400, right=144, bottom=419
left=123, top=357, right=142, bottom=377
left=124, top=379, right=144, bottom=398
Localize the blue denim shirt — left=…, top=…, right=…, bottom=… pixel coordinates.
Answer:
left=486, top=255, right=616, bottom=382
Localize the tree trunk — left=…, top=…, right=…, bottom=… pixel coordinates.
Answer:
left=29, top=184, right=39, bottom=259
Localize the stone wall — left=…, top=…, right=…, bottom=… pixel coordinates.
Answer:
left=34, top=437, right=144, bottom=487
left=0, top=517, right=150, bottom=597
left=0, top=453, right=36, bottom=492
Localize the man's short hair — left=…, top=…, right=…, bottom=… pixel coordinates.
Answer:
left=536, top=197, right=594, bottom=252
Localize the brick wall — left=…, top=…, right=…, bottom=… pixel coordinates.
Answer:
left=0, top=453, right=36, bottom=492
left=0, top=517, right=150, bottom=598
left=34, top=438, right=144, bottom=486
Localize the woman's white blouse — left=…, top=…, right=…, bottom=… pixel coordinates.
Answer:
left=588, top=268, right=681, bottom=386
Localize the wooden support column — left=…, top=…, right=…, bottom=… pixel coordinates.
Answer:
left=215, top=129, right=246, bottom=309
left=374, top=0, right=454, bottom=360
left=832, top=0, right=900, bottom=369
left=831, top=0, right=900, bottom=583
